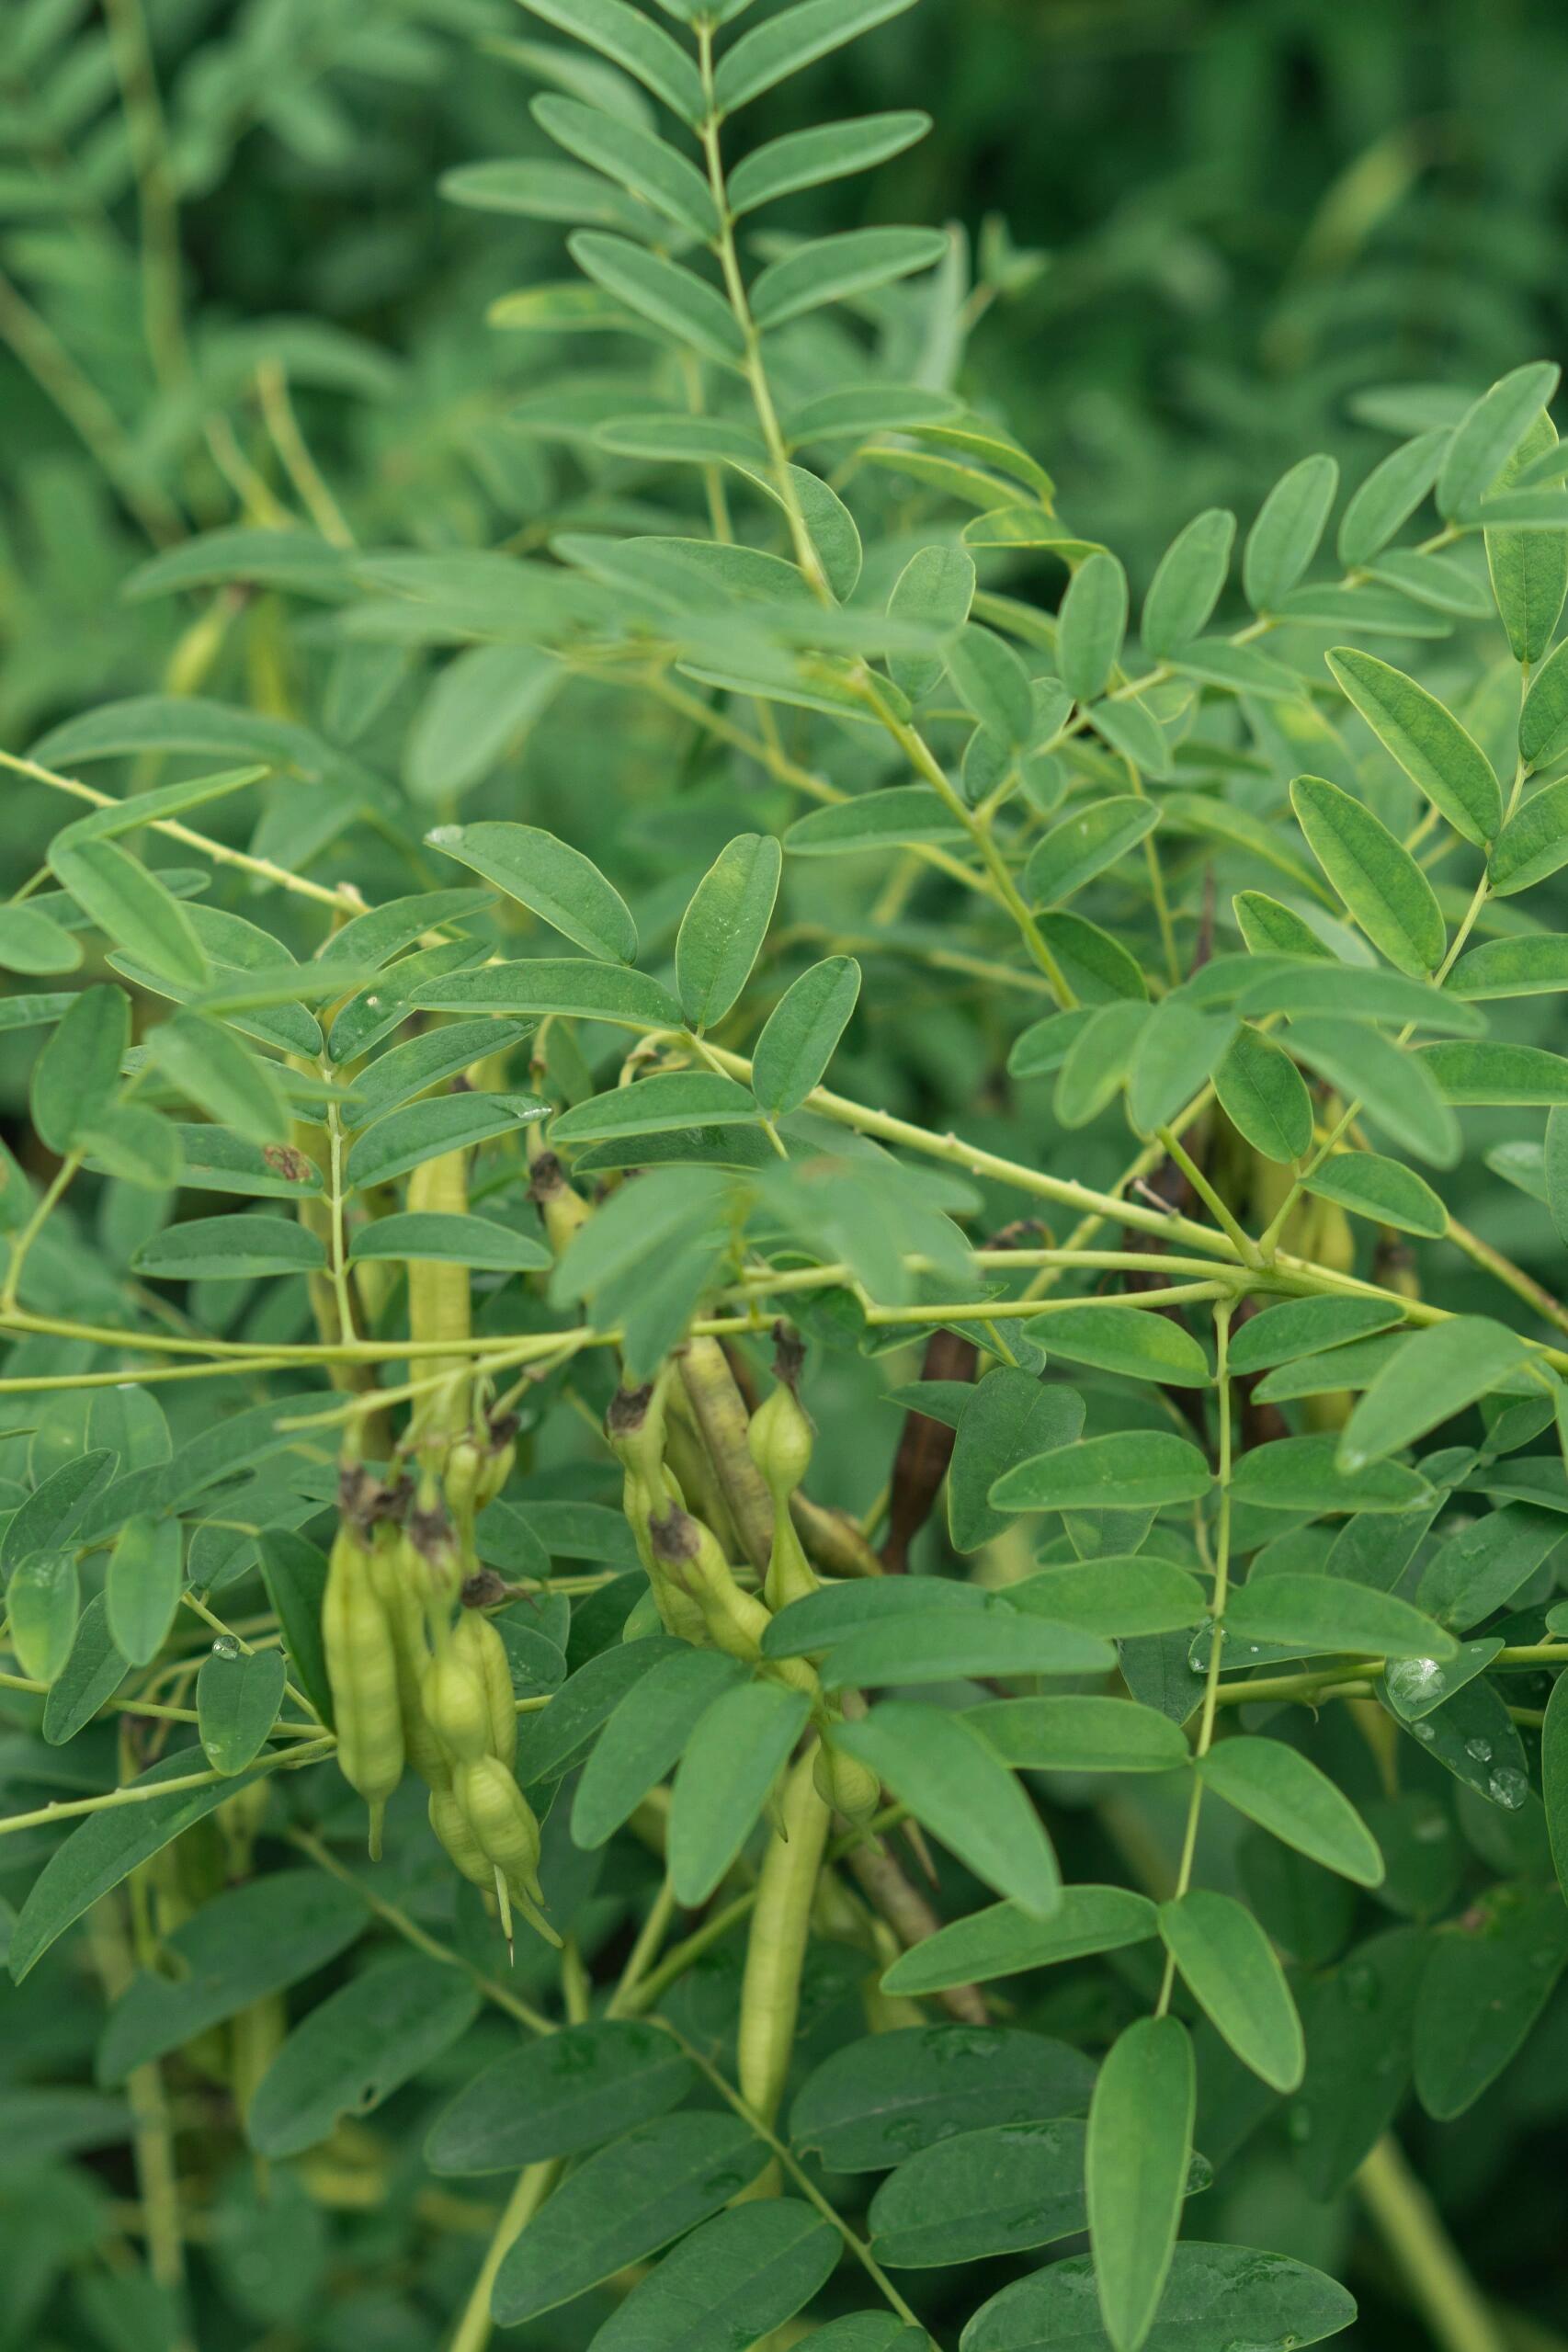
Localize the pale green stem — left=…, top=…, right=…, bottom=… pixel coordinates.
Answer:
left=1156, top=1301, right=1233, bottom=2014
left=102, top=0, right=187, bottom=384
left=0, top=1738, right=333, bottom=1840
left=1357, top=2134, right=1509, bottom=2352
left=448, top=2163, right=559, bottom=2352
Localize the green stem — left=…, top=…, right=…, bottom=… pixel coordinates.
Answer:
left=1157, top=1126, right=1261, bottom=1265
left=1356, top=2133, right=1509, bottom=2352
left=102, top=0, right=187, bottom=385
left=868, top=687, right=1077, bottom=1006
left=696, top=28, right=829, bottom=599
left=1156, top=1301, right=1233, bottom=2013
left=448, top=2163, right=559, bottom=2352
left=0, top=1147, right=84, bottom=1313
left=0, top=747, right=356, bottom=911
left=0, top=268, right=181, bottom=541
left=0, top=1738, right=333, bottom=1841
left=256, top=361, right=354, bottom=546
left=87, top=1893, right=193, bottom=2351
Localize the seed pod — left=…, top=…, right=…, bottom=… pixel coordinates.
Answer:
left=606, top=1376, right=669, bottom=1488
left=475, top=1413, right=519, bottom=1508
left=429, top=1785, right=495, bottom=1892
left=421, top=1648, right=492, bottom=1766
left=368, top=1528, right=449, bottom=1790
left=405, top=1484, right=463, bottom=1617
left=443, top=1431, right=486, bottom=1527
left=764, top=1507, right=817, bottom=1616
left=323, top=1522, right=404, bottom=1856
left=452, top=1606, right=517, bottom=1772
left=738, top=1747, right=832, bottom=2127
left=650, top=1501, right=771, bottom=1663
left=528, top=1147, right=592, bottom=1257
left=621, top=1466, right=710, bottom=1645
left=407, top=1143, right=472, bottom=1441
left=813, top=1741, right=882, bottom=1830
left=748, top=1380, right=813, bottom=1503
left=453, top=1755, right=543, bottom=1901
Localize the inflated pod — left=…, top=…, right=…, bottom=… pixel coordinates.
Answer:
left=452, top=1607, right=517, bottom=1773
left=648, top=1500, right=771, bottom=1663
left=764, top=1508, right=818, bottom=1616
left=420, top=1648, right=492, bottom=1766
left=323, top=1521, right=404, bottom=1857
left=442, top=1430, right=486, bottom=1527
left=748, top=1361, right=819, bottom=1612
left=649, top=1501, right=816, bottom=1693
left=738, top=1747, right=833, bottom=2130
left=474, top=1413, right=518, bottom=1508
left=406, top=1143, right=472, bottom=1441
left=813, top=1740, right=882, bottom=1831
left=429, top=1785, right=495, bottom=1892
left=528, top=1146, right=592, bottom=1258
left=367, top=1527, right=449, bottom=1791
left=452, top=1755, right=543, bottom=1901
left=747, top=1378, right=813, bottom=1502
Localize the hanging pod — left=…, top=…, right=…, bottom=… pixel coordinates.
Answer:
left=323, top=1518, right=405, bottom=1857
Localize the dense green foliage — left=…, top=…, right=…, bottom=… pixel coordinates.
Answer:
left=5, top=5, right=1568, bottom=2351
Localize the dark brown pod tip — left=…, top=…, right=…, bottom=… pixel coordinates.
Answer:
left=408, top=1498, right=458, bottom=1564
left=606, top=1383, right=653, bottom=1442
left=771, top=1321, right=806, bottom=1393
left=648, top=1501, right=699, bottom=1566
left=528, top=1151, right=569, bottom=1201
left=460, top=1569, right=508, bottom=1609
left=337, top=1462, right=387, bottom=1530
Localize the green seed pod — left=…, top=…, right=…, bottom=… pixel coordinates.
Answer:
left=620, top=1461, right=710, bottom=1646
left=443, top=1431, right=486, bottom=1527
left=323, top=1523, right=404, bottom=1856
left=452, top=1606, right=517, bottom=1772
left=475, top=1414, right=518, bottom=1508
left=421, top=1649, right=492, bottom=1766
left=764, top=1506, right=818, bottom=1616
left=748, top=1380, right=814, bottom=1503
left=813, top=1741, right=882, bottom=1829
left=738, top=1747, right=833, bottom=2128
left=650, top=1500, right=771, bottom=1663
left=429, top=1786, right=494, bottom=1892
left=368, top=1528, right=449, bottom=1791
left=528, top=1146, right=592, bottom=1258
left=407, top=1142, right=473, bottom=1444
left=453, top=1755, right=543, bottom=1901
left=606, top=1377, right=663, bottom=1478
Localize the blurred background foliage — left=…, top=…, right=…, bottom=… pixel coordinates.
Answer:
left=8, top=0, right=1568, bottom=1287
left=11, top=0, right=1568, bottom=746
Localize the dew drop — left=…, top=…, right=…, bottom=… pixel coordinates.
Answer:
left=1487, top=1767, right=1528, bottom=1811
left=1386, top=1654, right=1442, bottom=1704
left=1464, top=1736, right=1492, bottom=1764
left=210, top=1633, right=242, bottom=1661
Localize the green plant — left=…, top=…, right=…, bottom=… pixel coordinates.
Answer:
left=6, top=5, right=1568, bottom=2351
